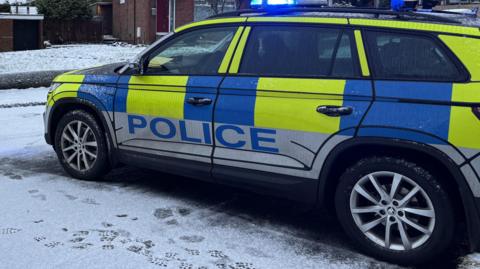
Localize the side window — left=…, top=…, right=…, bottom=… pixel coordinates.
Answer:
left=332, top=33, right=357, bottom=77
left=365, top=31, right=463, bottom=81
left=145, top=27, right=237, bottom=75
left=239, top=26, right=360, bottom=78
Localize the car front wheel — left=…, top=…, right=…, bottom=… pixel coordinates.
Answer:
left=335, top=156, right=454, bottom=265
left=54, top=110, right=111, bottom=180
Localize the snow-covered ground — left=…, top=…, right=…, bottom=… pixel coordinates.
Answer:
left=0, top=44, right=146, bottom=74
left=0, top=87, right=49, bottom=106
left=459, top=253, right=480, bottom=269
left=0, top=88, right=477, bottom=269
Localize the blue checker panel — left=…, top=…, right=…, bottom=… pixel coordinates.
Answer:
left=340, top=80, right=373, bottom=133
left=375, top=81, right=453, bottom=102
left=83, top=75, right=119, bottom=85
left=78, top=83, right=116, bottom=112
left=184, top=76, right=223, bottom=122
left=216, top=77, right=259, bottom=126
left=114, top=76, right=131, bottom=113
left=361, top=81, right=453, bottom=144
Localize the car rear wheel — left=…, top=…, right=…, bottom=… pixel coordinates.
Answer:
left=54, top=110, right=110, bottom=180
left=335, top=157, right=454, bottom=265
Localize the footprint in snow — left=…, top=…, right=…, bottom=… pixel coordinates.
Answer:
left=179, top=235, right=205, bottom=243
left=153, top=208, right=173, bottom=219
left=102, top=244, right=114, bottom=250
left=0, top=228, right=21, bottom=235
left=34, top=236, right=46, bottom=242
left=81, top=198, right=99, bottom=205
left=101, top=222, right=113, bottom=228
left=44, top=241, right=63, bottom=248
left=64, top=194, right=78, bottom=200
left=32, top=194, right=46, bottom=201
left=185, top=248, right=200, bottom=256
left=209, top=250, right=229, bottom=259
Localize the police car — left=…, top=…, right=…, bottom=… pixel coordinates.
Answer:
left=44, top=2, right=480, bottom=264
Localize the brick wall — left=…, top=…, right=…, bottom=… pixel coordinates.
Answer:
left=175, top=0, right=194, bottom=29
left=113, top=0, right=135, bottom=43
left=113, top=0, right=194, bottom=44
left=134, top=0, right=156, bottom=44
left=113, top=0, right=158, bottom=44
left=0, top=19, right=13, bottom=52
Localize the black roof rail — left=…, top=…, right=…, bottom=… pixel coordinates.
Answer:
left=208, top=6, right=461, bottom=24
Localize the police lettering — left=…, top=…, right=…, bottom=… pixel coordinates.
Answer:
left=127, top=114, right=278, bottom=152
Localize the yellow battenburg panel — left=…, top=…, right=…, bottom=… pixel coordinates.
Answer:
left=354, top=30, right=370, bottom=77
left=53, top=74, right=85, bottom=83
left=50, top=82, right=83, bottom=106
left=47, top=93, right=54, bottom=107
left=126, top=76, right=188, bottom=119
left=62, top=69, right=80, bottom=75
left=439, top=35, right=480, bottom=81
left=255, top=78, right=346, bottom=133
left=247, top=17, right=348, bottom=24
left=350, top=19, right=480, bottom=37
left=218, top=27, right=245, bottom=73
left=449, top=83, right=480, bottom=149
left=229, top=27, right=251, bottom=74
left=175, top=18, right=247, bottom=33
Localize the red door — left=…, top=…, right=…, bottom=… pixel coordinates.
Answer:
left=157, top=0, right=170, bottom=33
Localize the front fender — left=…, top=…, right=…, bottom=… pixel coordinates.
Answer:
left=45, top=97, right=117, bottom=158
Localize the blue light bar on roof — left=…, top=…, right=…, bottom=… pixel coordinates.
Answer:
left=391, top=0, right=405, bottom=11
left=250, top=0, right=297, bottom=6
left=268, top=0, right=296, bottom=5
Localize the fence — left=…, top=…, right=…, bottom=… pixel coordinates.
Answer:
left=43, top=19, right=103, bottom=44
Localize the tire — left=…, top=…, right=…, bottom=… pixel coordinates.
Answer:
left=334, top=156, right=454, bottom=265
left=54, top=110, right=111, bottom=180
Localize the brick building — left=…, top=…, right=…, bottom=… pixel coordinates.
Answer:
left=113, top=0, right=194, bottom=44
left=0, top=7, right=43, bottom=52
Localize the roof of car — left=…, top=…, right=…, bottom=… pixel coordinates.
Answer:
left=175, top=7, right=480, bottom=37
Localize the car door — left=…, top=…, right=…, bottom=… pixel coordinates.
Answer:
left=212, top=24, right=373, bottom=196
left=114, top=26, right=243, bottom=174
left=358, top=30, right=472, bottom=159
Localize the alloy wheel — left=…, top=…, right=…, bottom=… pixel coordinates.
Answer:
left=60, top=120, right=98, bottom=172
left=350, top=171, right=435, bottom=251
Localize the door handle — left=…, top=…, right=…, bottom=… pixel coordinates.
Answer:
left=317, top=105, right=353, bottom=117
left=186, top=97, right=212, bottom=106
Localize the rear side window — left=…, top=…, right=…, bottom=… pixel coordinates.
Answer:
left=239, top=26, right=360, bottom=78
left=365, top=31, right=464, bottom=81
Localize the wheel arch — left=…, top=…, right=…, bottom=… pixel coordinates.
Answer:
left=47, top=97, right=118, bottom=165
left=318, top=137, right=480, bottom=251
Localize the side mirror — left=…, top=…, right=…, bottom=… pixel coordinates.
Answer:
left=119, top=60, right=144, bottom=75
left=128, top=61, right=139, bottom=70
left=130, top=61, right=146, bottom=75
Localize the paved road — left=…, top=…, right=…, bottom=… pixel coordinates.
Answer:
left=0, top=95, right=475, bottom=268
